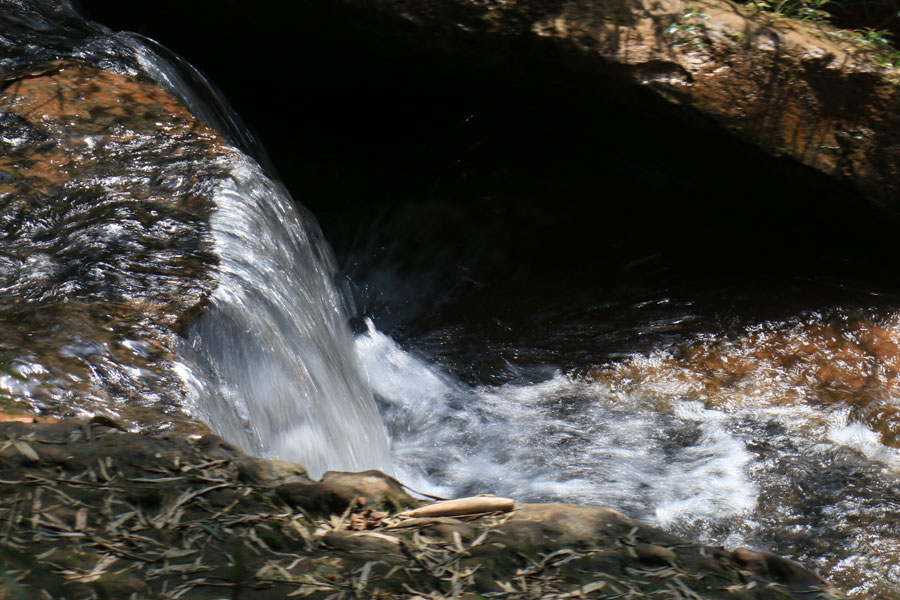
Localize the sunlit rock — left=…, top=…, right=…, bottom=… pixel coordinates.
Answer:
left=0, top=55, right=225, bottom=433
left=320, top=0, right=900, bottom=203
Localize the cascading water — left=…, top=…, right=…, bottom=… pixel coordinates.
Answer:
left=122, top=38, right=394, bottom=477
left=179, top=154, right=393, bottom=477
left=0, top=0, right=393, bottom=478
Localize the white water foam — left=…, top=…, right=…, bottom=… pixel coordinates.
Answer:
left=354, top=321, right=757, bottom=529
left=123, top=36, right=394, bottom=478
left=827, top=408, right=900, bottom=465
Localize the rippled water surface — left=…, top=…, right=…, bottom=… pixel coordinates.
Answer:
left=354, top=312, right=900, bottom=598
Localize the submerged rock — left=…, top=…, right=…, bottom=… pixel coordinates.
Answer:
left=586, top=307, right=900, bottom=596
left=590, top=309, right=900, bottom=447
left=0, top=419, right=845, bottom=599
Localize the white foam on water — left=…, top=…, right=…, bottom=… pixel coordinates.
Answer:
left=354, top=322, right=758, bottom=529
left=654, top=401, right=757, bottom=527
left=827, top=408, right=900, bottom=465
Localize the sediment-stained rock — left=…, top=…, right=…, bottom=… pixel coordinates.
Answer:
left=0, top=420, right=845, bottom=599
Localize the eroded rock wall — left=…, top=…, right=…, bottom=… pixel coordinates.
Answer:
left=320, top=0, right=900, bottom=204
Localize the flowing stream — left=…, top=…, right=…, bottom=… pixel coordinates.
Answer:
left=354, top=312, right=900, bottom=598
left=180, top=153, right=393, bottom=477
left=122, top=35, right=394, bottom=477
left=3, top=4, right=900, bottom=597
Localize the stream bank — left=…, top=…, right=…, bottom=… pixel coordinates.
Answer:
left=0, top=419, right=844, bottom=599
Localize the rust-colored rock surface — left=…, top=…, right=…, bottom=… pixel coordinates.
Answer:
left=0, top=58, right=230, bottom=430
left=0, top=62, right=224, bottom=330
left=327, top=0, right=900, bottom=203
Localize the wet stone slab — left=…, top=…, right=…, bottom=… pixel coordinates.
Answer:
left=0, top=419, right=845, bottom=599
left=0, top=61, right=231, bottom=431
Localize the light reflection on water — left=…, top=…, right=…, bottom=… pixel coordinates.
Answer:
left=181, top=154, right=393, bottom=478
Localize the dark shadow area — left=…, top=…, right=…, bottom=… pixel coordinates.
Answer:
left=78, top=0, right=900, bottom=381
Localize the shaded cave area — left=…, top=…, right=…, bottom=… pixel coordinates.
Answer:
left=77, top=0, right=900, bottom=377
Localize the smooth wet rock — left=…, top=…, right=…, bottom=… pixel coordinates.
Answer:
left=0, top=6, right=232, bottom=431
left=731, top=547, right=827, bottom=588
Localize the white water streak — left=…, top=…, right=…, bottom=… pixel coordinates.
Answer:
left=126, top=36, right=393, bottom=478
left=183, top=156, right=392, bottom=478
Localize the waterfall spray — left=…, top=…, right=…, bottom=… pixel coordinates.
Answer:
left=183, top=155, right=393, bottom=478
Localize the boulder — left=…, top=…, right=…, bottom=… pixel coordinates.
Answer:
left=0, top=3, right=227, bottom=432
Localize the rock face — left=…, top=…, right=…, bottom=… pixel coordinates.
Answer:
left=0, top=2, right=229, bottom=432
left=320, top=0, right=900, bottom=204
left=0, top=419, right=845, bottom=599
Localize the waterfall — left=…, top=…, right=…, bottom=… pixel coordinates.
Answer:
left=125, top=36, right=393, bottom=478
left=181, top=155, right=393, bottom=478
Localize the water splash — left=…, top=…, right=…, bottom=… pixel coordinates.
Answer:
left=354, top=316, right=900, bottom=597
left=354, top=320, right=757, bottom=528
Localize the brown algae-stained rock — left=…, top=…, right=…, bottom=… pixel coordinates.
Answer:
left=0, top=59, right=231, bottom=431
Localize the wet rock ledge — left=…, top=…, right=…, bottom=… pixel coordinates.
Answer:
left=0, top=419, right=843, bottom=599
